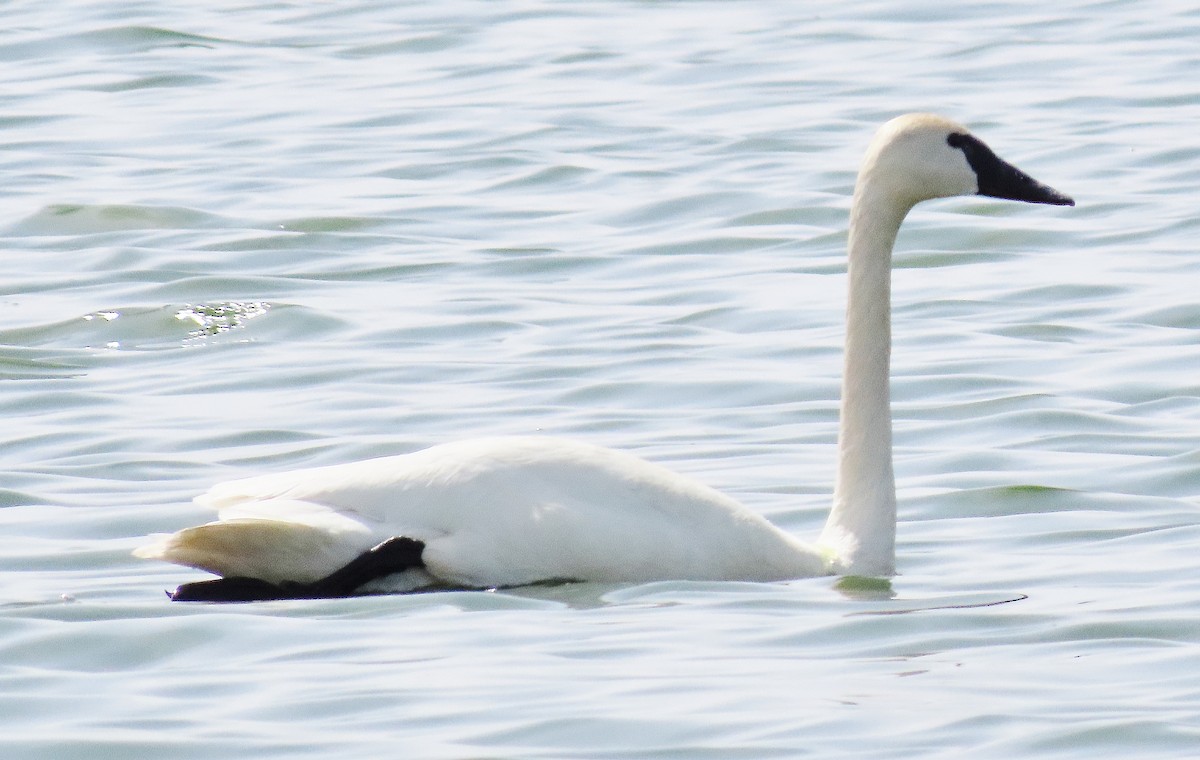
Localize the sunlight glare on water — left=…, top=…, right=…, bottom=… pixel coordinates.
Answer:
left=2, top=0, right=1200, bottom=757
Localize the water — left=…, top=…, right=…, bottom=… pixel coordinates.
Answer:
left=2, top=0, right=1199, bottom=756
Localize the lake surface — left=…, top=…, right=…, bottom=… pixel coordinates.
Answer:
left=2, top=0, right=1199, bottom=757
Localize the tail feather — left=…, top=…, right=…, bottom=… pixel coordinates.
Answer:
left=133, top=519, right=369, bottom=585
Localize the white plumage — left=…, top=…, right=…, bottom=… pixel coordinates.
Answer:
left=135, top=114, right=1073, bottom=599
left=138, top=437, right=828, bottom=592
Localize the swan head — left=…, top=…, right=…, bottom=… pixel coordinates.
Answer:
left=858, top=113, right=1074, bottom=210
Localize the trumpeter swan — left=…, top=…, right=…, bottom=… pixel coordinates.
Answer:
left=135, top=113, right=1073, bottom=601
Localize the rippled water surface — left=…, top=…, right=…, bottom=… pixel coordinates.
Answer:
left=3, top=0, right=1200, bottom=757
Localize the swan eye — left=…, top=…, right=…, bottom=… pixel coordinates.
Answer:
left=946, top=133, right=967, bottom=149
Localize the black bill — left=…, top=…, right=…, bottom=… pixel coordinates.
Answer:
left=948, top=132, right=1074, bottom=207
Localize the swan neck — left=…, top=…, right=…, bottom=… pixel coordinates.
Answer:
left=821, top=184, right=909, bottom=576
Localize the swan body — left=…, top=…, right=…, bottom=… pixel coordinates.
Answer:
left=135, top=113, right=1073, bottom=600
left=139, top=436, right=830, bottom=593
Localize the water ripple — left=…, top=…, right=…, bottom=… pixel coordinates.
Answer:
left=1, top=0, right=1199, bottom=758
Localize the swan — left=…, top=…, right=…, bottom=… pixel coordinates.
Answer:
left=135, top=113, right=1074, bottom=601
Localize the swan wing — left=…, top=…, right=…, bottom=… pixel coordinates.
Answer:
left=138, top=437, right=826, bottom=590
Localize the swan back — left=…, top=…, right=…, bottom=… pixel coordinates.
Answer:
left=140, top=437, right=829, bottom=590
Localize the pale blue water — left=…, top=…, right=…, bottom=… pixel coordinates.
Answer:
left=2, top=0, right=1199, bottom=757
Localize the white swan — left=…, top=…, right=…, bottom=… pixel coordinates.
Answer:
left=135, top=113, right=1073, bottom=601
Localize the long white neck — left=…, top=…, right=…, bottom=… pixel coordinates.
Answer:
left=818, top=181, right=912, bottom=576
